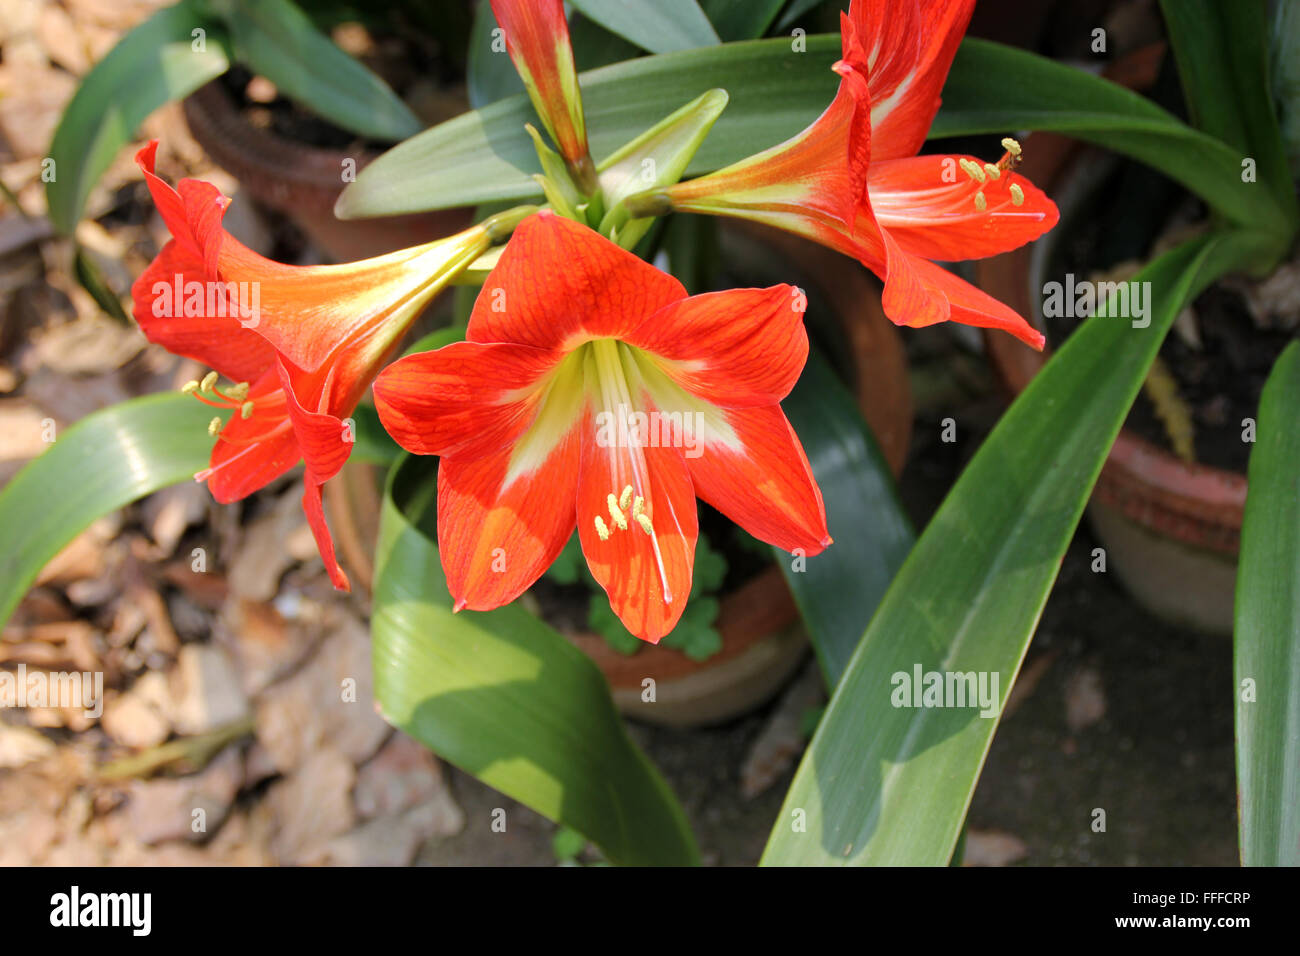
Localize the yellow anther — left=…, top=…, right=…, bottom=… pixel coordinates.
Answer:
left=618, top=485, right=633, bottom=511
left=1010, top=184, right=1025, bottom=206
left=240, top=401, right=254, bottom=419
left=207, top=416, right=223, bottom=437
left=959, top=158, right=985, bottom=183
left=200, top=371, right=219, bottom=393
left=635, top=513, right=654, bottom=536
left=983, top=163, right=1001, bottom=180
left=594, top=515, right=611, bottom=541
left=181, top=380, right=199, bottom=395
left=1001, top=137, right=1022, bottom=157
left=606, top=494, right=628, bottom=531
left=227, top=381, right=250, bottom=401
left=974, top=191, right=987, bottom=212
left=632, top=496, right=645, bottom=518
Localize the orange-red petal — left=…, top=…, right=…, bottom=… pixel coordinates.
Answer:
left=467, top=212, right=685, bottom=350
left=902, top=256, right=1045, bottom=349
left=136, top=141, right=227, bottom=278
left=577, top=426, right=697, bottom=644
left=373, top=340, right=563, bottom=459
left=869, top=154, right=1060, bottom=262
left=852, top=0, right=975, bottom=162
left=131, top=238, right=277, bottom=385
left=201, top=368, right=298, bottom=503
left=276, top=358, right=352, bottom=486
left=438, top=419, right=582, bottom=611
left=301, top=476, right=349, bottom=591
left=626, top=286, right=808, bottom=407
left=687, top=403, right=830, bottom=556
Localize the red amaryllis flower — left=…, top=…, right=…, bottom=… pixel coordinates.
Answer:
left=490, top=0, right=594, bottom=189
left=643, top=0, right=1058, bottom=349
left=373, top=211, right=830, bottom=643
left=131, top=141, right=497, bottom=590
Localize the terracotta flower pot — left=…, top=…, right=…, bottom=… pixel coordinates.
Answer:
left=975, top=43, right=1245, bottom=635
left=182, top=79, right=472, bottom=261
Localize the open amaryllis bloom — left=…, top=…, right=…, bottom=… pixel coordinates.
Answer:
left=643, top=0, right=1059, bottom=349
left=373, top=211, right=830, bottom=642
left=130, top=141, right=504, bottom=590
left=490, top=0, right=595, bottom=191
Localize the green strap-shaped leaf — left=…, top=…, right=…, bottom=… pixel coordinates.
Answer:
left=1235, top=340, right=1300, bottom=867
left=336, top=34, right=842, bottom=218
left=209, top=0, right=422, bottom=142
left=569, top=0, right=719, bottom=53
left=934, top=38, right=1292, bottom=242
left=779, top=352, right=915, bottom=688
left=45, top=0, right=232, bottom=233
left=762, top=229, right=1264, bottom=865
left=0, top=392, right=411, bottom=630
left=0, top=394, right=213, bottom=630
left=1158, top=0, right=1298, bottom=222
left=370, top=454, right=699, bottom=866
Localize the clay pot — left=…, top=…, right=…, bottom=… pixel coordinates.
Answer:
left=976, top=42, right=1244, bottom=634
left=182, top=79, right=471, bottom=262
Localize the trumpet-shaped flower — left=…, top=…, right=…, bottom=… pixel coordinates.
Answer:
left=642, top=0, right=1059, bottom=349
left=131, top=141, right=504, bottom=590
left=373, top=212, right=830, bottom=642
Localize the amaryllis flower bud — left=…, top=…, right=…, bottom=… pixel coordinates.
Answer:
left=491, top=0, right=595, bottom=191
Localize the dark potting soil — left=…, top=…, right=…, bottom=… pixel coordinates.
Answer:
left=1123, top=285, right=1297, bottom=474
left=1045, top=158, right=1298, bottom=475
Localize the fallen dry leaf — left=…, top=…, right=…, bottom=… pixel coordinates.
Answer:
left=266, top=746, right=356, bottom=864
